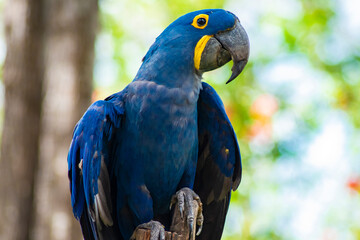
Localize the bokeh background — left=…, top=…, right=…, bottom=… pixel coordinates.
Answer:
left=0, top=0, right=359, bottom=240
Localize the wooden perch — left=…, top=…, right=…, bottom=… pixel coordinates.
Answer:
left=134, top=200, right=200, bottom=240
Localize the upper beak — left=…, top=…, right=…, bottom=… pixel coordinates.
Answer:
left=199, top=19, right=250, bottom=84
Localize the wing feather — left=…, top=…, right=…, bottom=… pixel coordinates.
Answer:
left=68, top=92, right=125, bottom=240
left=195, top=82, right=242, bottom=240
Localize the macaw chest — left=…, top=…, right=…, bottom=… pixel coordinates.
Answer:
left=123, top=82, right=199, bottom=210
left=126, top=88, right=198, bottom=167
left=125, top=81, right=199, bottom=160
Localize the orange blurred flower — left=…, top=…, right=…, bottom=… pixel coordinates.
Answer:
left=248, top=94, right=278, bottom=141
left=250, top=94, right=278, bottom=121
left=347, top=177, right=360, bottom=193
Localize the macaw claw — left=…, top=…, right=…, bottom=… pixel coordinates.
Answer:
left=170, top=187, right=204, bottom=238
left=130, top=220, right=165, bottom=240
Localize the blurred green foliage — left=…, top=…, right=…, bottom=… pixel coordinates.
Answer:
left=94, top=0, right=360, bottom=239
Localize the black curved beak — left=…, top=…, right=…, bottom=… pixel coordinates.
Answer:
left=199, top=19, right=250, bottom=84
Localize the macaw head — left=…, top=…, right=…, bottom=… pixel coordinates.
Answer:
left=139, top=9, right=249, bottom=85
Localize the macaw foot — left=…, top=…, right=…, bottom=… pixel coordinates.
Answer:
left=170, top=187, right=204, bottom=237
left=130, top=220, right=165, bottom=240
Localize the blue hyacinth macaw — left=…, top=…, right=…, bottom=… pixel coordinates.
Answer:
left=68, top=9, right=249, bottom=240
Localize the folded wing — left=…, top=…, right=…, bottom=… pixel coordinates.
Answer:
left=195, top=82, right=242, bottom=240
left=68, top=92, right=125, bottom=240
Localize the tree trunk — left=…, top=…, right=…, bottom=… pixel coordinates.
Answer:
left=0, top=0, right=45, bottom=239
left=33, top=0, right=98, bottom=239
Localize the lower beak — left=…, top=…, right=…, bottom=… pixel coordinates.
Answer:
left=199, top=19, right=250, bottom=84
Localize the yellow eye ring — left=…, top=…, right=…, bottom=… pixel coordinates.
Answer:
left=191, top=14, right=209, bottom=29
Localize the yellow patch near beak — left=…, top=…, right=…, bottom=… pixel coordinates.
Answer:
left=194, top=35, right=213, bottom=70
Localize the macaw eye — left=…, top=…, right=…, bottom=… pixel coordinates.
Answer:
left=192, top=14, right=209, bottom=29
left=197, top=18, right=206, bottom=26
